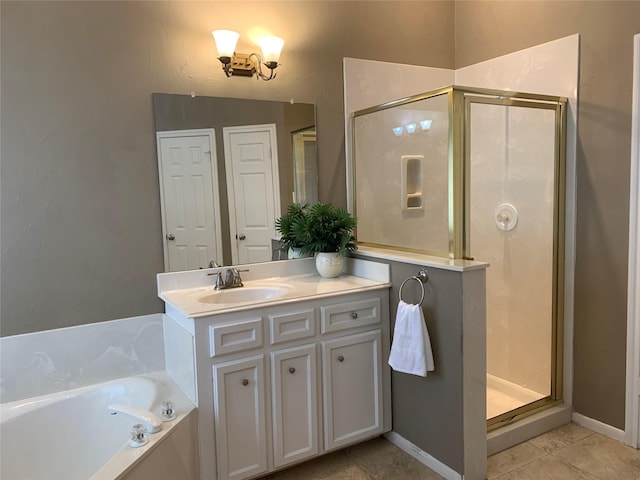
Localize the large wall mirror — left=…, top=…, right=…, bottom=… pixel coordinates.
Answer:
left=153, top=94, right=316, bottom=271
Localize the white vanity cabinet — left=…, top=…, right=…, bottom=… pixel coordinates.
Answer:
left=164, top=286, right=390, bottom=480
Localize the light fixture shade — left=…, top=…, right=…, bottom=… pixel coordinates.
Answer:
left=405, top=123, right=417, bottom=134
left=212, top=30, right=239, bottom=58
left=258, top=36, right=284, bottom=63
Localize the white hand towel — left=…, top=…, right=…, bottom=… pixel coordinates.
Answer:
left=388, top=300, right=435, bottom=377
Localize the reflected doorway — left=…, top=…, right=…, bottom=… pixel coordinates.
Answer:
left=156, top=129, right=223, bottom=272
left=292, top=126, right=318, bottom=205
left=223, top=124, right=281, bottom=265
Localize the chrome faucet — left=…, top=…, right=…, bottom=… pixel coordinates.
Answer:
left=211, top=268, right=248, bottom=290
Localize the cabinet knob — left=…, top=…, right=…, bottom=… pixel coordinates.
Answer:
left=337, top=355, right=345, bottom=362
left=351, top=312, right=358, bottom=319
left=241, top=378, right=249, bottom=386
left=288, top=367, right=296, bottom=374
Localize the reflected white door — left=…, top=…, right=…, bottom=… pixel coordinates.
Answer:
left=223, top=124, right=280, bottom=265
left=156, top=129, right=223, bottom=271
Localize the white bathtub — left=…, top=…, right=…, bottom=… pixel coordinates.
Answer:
left=0, top=373, right=196, bottom=480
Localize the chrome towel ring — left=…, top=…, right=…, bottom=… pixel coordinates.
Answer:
left=398, top=269, right=429, bottom=306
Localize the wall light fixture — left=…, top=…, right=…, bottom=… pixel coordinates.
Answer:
left=212, top=30, right=284, bottom=81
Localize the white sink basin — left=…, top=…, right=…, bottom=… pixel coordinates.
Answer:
left=190, top=285, right=294, bottom=306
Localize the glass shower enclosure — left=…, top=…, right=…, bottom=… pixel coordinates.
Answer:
left=349, top=86, right=567, bottom=427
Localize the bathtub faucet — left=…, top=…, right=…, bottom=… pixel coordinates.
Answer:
left=107, top=404, right=162, bottom=433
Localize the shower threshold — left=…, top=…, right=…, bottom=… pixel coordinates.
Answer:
left=487, top=374, right=547, bottom=420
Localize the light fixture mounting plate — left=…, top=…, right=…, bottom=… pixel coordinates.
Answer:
left=230, top=53, right=256, bottom=76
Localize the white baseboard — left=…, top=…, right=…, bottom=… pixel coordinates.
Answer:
left=572, top=412, right=626, bottom=443
left=384, top=431, right=462, bottom=480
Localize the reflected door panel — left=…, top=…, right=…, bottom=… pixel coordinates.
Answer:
left=157, top=130, right=223, bottom=271
left=223, top=124, right=280, bottom=265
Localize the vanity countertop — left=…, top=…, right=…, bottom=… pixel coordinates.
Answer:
left=160, top=273, right=389, bottom=319
left=157, top=257, right=391, bottom=319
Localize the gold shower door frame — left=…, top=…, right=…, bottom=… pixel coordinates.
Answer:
left=456, top=89, right=568, bottom=428
left=350, top=86, right=568, bottom=428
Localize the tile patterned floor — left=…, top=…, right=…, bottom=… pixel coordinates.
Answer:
left=258, top=423, right=640, bottom=480
left=487, top=423, right=640, bottom=479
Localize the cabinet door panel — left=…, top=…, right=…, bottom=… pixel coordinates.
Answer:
left=212, top=355, right=267, bottom=480
left=322, top=330, right=383, bottom=451
left=271, top=344, right=318, bottom=468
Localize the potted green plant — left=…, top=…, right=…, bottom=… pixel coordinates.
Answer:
left=291, top=202, right=357, bottom=278
left=275, top=203, right=311, bottom=259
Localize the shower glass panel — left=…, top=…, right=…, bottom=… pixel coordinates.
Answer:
left=350, top=85, right=567, bottom=429
left=352, top=93, right=450, bottom=256
left=467, top=100, right=557, bottom=421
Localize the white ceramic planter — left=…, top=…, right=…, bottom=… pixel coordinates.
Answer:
left=315, top=252, right=344, bottom=278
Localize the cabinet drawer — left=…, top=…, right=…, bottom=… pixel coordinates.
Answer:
left=210, top=318, right=263, bottom=357
left=320, top=297, right=381, bottom=334
left=269, top=309, right=315, bottom=345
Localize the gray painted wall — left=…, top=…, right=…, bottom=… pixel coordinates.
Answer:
left=454, top=0, right=639, bottom=433
left=354, top=255, right=486, bottom=476
left=385, top=261, right=464, bottom=472
left=0, top=0, right=454, bottom=336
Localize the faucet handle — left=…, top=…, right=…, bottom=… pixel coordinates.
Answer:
left=130, top=424, right=149, bottom=447
left=208, top=271, right=224, bottom=289
left=225, top=268, right=248, bottom=286
left=224, top=268, right=234, bottom=283
left=160, top=401, right=176, bottom=421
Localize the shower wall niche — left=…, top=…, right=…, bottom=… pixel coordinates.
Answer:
left=350, top=85, right=567, bottom=425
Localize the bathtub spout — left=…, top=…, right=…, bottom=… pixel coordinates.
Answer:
left=107, top=404, right=162, bottom=433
